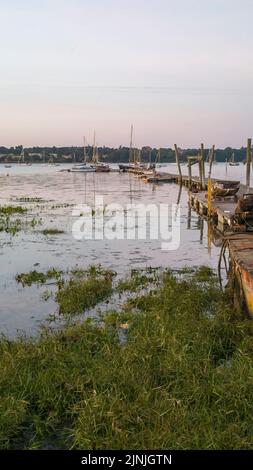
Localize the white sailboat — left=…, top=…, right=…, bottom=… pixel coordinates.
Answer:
left=71, top=136, right=96, bottom=172
left=229, top=152, right=239, bottom=166
left=156, top=148, right=162, bottom=168
left=119, top=124, right=135, bottom=171
left=93, top=132, right=110, bottom=172
left=19, top=146, right=26, bottom=166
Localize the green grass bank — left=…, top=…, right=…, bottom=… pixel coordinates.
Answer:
left=1, top=267, right=253, bottom=450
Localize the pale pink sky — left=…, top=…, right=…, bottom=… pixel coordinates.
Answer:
left=0, top=0, right=253, bottom=148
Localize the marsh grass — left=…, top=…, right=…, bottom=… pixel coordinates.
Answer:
left=16, top=268, right=63, bottom=287
left=0, top=205, right=27, bottom=215
left=0, top=206, right=41, bottom=235
left=116, top=268, right=160, bottom=292
left=12, top=197, right=48, bottom=203
left=42, top=229, right=65, bottom=236
left=1, top=266, right=253, bottom=450
left=56, top=266, right=115, bottom=315
left=0, top=217, right=23, bottom=235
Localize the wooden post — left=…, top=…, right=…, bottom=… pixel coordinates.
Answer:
left=207, top=178, right=212, bottom=218
left=198, top=157, right=203, bottom=191
left=246, top=138, right=252, bottom=188
left=188, top=159, right=192, bottom=190
left=174, top=144, right=182, bottom=182
left=207, top=145, right=215, bottom=218
left=209, top=145, right=215, bottom=176
left=200, top=143, right=205, bottom=189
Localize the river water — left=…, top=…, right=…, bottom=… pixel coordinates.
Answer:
left=0, top=162, right=248, bottom=336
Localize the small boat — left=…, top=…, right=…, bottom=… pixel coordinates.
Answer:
left=119, top=163, right=131, bottom=172
left=212, top=180, right=240, bottom=198
left=71, top=136, right=96, bottom=172
left=89, top=131, right=110, bottom=172
left=4, top=164, right=12, bottom=168
left=145, top=172, right=173, bottom=184
left=71, top=163, right=95, bottom=173
left=229, top=152, right=239, bottom=166
left=119, top=125, right=136, bottom=172
left=95, top=163, right=110, bottom=172
left=139, top=169, right=155, bottom=179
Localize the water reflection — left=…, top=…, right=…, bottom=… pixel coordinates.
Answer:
left=0, top=163, right=236, bottom=336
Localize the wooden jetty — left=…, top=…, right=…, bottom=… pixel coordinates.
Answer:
left=185, top=140, right=253, bottom=317
left=129, top=139, right=253, bottom=317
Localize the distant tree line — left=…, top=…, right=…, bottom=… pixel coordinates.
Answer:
left=0, top=145, right=249, bottom=163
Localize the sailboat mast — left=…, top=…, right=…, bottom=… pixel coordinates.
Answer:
left=129, top=124, right=133, bottom=164
left=20, top=146, right=25, bottom=164
left=155, top=148, right=160, bottom=164
left=92, top=131, right=96, bottom=163
left=83, top=136, right=87, bottom=163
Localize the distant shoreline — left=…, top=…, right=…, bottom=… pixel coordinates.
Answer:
left=0, top=145, right=248, bottom=164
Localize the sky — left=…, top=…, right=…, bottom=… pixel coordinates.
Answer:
left=0, top=0, right=253, bottom=148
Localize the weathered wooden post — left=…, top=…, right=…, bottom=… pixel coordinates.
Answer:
left=200, top=143, right=205, bottom=189
left=208, top=145, right=215, bottom=218
left=174, top=144, right=182, bottom=183
left=187, top=157, right=192, bottom=190
left=246, top=138, right=252, bottom=188
left=198, top=153, right=203, bottom=191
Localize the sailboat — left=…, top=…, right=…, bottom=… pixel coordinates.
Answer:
left=42, top=150, right=47, bottom=166
left=229, top=152, right=239, bottom=166
left=19, top=146, right=26, bottom=166
left=93, top=133, right=110, bottom=172
left=4, top=161, right=12, bottom=168
left=119, top=125, right=134, bottom=172
left=148, top=148, right=152, bottom=168
left=71, top=136, right=95, bottom=172
left=155, top=148, right=162, bottom=168
left=48, top=153, right=57, bottom=166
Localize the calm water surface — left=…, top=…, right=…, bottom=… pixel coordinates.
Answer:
left=0, top=162, right=247, bottom=336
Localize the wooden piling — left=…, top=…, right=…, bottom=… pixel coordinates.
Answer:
left=200, top=143, right=205, bottom=189
left=209, top=145, right=215, bottom=175
left=198, top=155, right=203, bottom=190
left=207, top=146, right=215, bottom=218
left=188, top=160, right=192, bottom=190
left=246, top=138, right=252, bottom=188
left=174, top=144, right=182, bottom=182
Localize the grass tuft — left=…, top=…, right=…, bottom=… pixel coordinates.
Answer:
left=16, top=269, right=63, bottom=287
left=42, top=229, right=65, bottom=236
left=56, top=267, right=114, bottom=315
left=0, top=205, right=27, bottom=215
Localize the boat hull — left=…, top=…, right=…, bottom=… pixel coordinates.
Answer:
left=71, top=168, right=95, bottom=173
left=71, top=164, right=96, bottom=173
left=95, top=165, right=110, bottom=172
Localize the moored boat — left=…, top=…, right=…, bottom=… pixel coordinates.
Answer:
left=145, top=172, right=173, bottom=184
left=71, top=164, right=95, bottom=173
left=229, top=152, right=239, bottom=166
left=71, top=136, right=96, bottom=172
left=95, top=163, right=110, bottom=172
left=211, top=180, right=240, bottom=198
